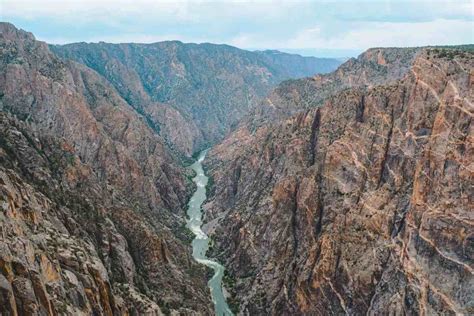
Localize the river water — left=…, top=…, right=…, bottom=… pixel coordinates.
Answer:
left=186, top=150, right=233, bottom=316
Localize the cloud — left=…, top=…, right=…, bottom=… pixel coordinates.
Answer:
left=288, top=19, right=474, bottom=49
left=6, top=0, right=471, bottom=22
left=230, top=18, right=473, bottom=50
left=2, top=0, right=473, bottom=56
left=1, top=0, right=307, bottom=22
left=2, top=0, right=189, bottom=19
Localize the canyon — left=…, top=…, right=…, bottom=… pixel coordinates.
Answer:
left=0, top=22, right=339, bottom=315
left=0, top=21, right=473, bottom=315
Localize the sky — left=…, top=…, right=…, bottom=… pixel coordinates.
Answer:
left=1, top=0, right=473, bottom=57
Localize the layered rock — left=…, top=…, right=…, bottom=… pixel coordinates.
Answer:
left=204, top=48, right=473, bottom=314
left=51, top=41, right=341, bottom=155
left=0, top=22, right=212, bottom=314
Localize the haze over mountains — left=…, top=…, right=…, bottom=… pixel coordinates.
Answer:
left=0, top=20, right=473, bottom=316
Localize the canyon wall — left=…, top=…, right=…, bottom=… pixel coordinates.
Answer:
left=205, top=47, right=473, bottom=315
left=0, top=22, right=212, bottom=315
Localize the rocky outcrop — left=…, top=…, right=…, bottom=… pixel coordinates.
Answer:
left=0, top=22, right=212, bottom=314
left=146, top=102, right=203, bottom=156
left=246, top=47, right=421, bottom=128
left=204, top=48, right=473, bottom=314
left=51, top=41, right=342, bottom=154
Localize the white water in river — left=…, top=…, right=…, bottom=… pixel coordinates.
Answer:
left=186, top=150, right=233, bottom=316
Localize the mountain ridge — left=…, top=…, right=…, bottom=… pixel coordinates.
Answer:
left=51, top=40, right=342, bottom=156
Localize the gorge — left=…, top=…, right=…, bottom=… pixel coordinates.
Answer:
left=0, top=21, right=472, bottom=316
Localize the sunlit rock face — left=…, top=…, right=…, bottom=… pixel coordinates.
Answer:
left=205, top=47, right=473, bottom=315
left=0, top=22, right=212, bottom=315
left=51, top=42, right=341, bottom=155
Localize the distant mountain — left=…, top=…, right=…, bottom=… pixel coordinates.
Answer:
left=253, top=49, right=342, bottom=77
left=51, top=42, right=342, bottom=155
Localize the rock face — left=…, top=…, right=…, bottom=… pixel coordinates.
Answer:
left=51, top=42, right=341, bottom=155
left=205, top=47, right=473, bottom=314
left=246, top=47, right=421, bottom=127
left=0, top=22, right=212, bottom=314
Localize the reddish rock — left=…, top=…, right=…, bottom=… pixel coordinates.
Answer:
left=205, top=48, right=473, bottom=314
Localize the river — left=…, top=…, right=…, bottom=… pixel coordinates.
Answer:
left=186, top=150, right=233, bottom=316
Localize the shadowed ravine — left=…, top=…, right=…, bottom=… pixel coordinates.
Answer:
left=186, top=150, right=233, bottom=316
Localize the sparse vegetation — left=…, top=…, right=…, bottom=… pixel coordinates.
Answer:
left=205, top=173, right=215, bottom=195
left=222, top=270, right=241, bottom=314
left=428, top=45, right=474, bottom=60
left=175, top=223, right=195, bottom=244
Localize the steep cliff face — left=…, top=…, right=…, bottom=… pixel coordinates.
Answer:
left=0, top=22, right=212, bottom=314
left=51, top=42, right=342, bottom=154
left=205, top=48, right=473, bottom=314
left=217, top=48, right=423, bottom=179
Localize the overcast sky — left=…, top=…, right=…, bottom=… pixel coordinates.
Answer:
left=1, top=0, right=473, bottom=57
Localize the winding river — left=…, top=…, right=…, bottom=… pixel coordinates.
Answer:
left=186, top=150, right=233, bottom=316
